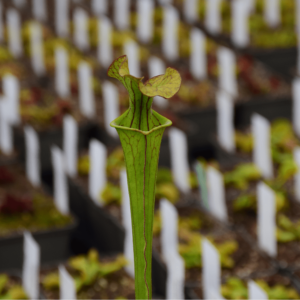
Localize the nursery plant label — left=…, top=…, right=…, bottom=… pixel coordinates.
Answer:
left=160, top=199, right=179, bottom=259
left=114, top=0, right=130, bottom=30
left=73, top=8, right=89, bottom=51
left=88, top=139, right=107, bottom=205
left=218, top=47, right=238, bottom=98
left=205, top=0, right=222, bottom=34
left=98, top=16, right=113, bottom=68
left=51, top=146, right=69, bottom=215
left=257, top=182, right=277, bottom=257
left=194, top=161, right=209, bottom=209
left=7, top=9, right=22, bottom=58
left=148, top=57, right=168, bottom=108
left=33, top=0, right=47, bottom=21
left=55, top=0, right=69, bottom=38
left=63, top=115, right=78, bottom=178
left=30, top=22, right=46, bottom=76
left=292, top=78, right=300, bottom=137
left=0, top=99, right=13, bottom=155
left=169, top=128, right=191, bottom=193
left=190, top=28, right=207, bottom=80
left=92, top=0, right=108, bottom=16
left=59, top=265, right=77, bottom=300
left=184, top=0, right=198, bottom=23
left=22, top=232, right=40, bottom=300
left=264, top=0, right=280, bottom=28
left=78, top=62, right=96, bottom=118
left=252, top=114, right=273, bottom=179
left=294, top=147, right=300, bottom=202
left=217, top=90, right=235, bottom=153
left=137, top=0, right=154, bottom=44
left=202, top=238, right=222, bottom=300
left=207, top=166, right=228, bottom=222
left=248, top=280, right=268, bottom=299
left=24, top=126, right=40, bottom=188
left=55, top=46, right=70, bottom=98
left=102, top=81, right=120, bottom=138
left=123, top=40, right=141, bottom=78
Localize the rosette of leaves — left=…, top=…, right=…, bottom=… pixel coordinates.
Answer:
left=108, top=55, right=181, bottom=299
left=277, top=214, right=300, bottom=243
left=0, top=275, right=27, bottom=300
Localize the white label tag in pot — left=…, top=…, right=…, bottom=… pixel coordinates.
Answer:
left=162, top=6, right=179, bottom=61
left=257, top=182, right=277, bottom=257
left=92, top=0, right=108, bottom=16
left=102, top=81, right=119, bottom=138
left=218, top=47, right=238, bottom=98
left=217, top=90, right=235, bottom=153
left=137, top=0, right=154, bottom=44
left=294, top=147, right=300, bottom=202
left=51, top=146, right=69, bottom=215
left=33, top=0, right=47, bottom=21
left=73, top=8, right=89, bottom=52
left=190, top=28, right=207, bottom=80
left=30, top=22, right=46, bottom=76
left=59, top=265, right=77, bottom=300
left=123, top=40, right=141, bottom=78
left=148, top=57, right=168, bottom=108
left=55, top=46, right=70, bottom=98
left=184, top=0, right=198, bottom=24
left=22, top=232, right=40, bottom=300
left=160, top=199, right=178, bottom=259
left=63, top=115, right=78, bottom=178
left=24, top=126, right=40, bottom=188
left=169, top=128, right=190, bottom=194
left=13, top=0, right=26, bottom=8
left=248, top=280, right=269, bottom=300
left=207, top=166, right=228, bottom=222
left=88, top=139, right=107, bottom=205
left=114, top=0, right=130, bottom=31
left=55, top=0, right=69, bottom=38
left=264, top=0, right=280, bottom=28
left=252, top=114, right=273, bottom=179
left=293, top=78, right=300, bottom=137
left=0, top=99, right=13, bottom=155
left=7, top=9, right=22, bottom=58
left=231, top=0, right=250, bottom=48
left=202, top=238, right=221, bottom=300
left=194, top=161, right=209, bottom=209
left=98, top=16, right=113, bottom=68
left=78, top=62, right=96, bottom=118
left=205, top=0, right=222, bottom=35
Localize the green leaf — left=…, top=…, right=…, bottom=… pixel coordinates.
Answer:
left=0, top=275, right=8, bottom=295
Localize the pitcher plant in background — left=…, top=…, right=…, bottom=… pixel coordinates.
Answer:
left=108, top=55, right=181, bottom=299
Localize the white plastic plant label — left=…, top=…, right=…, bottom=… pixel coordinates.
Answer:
left=92, top=0, right=108, bottom=16
left=59, top=265, right=77, bottom=300
left=102, top=81, right=120, bottom=138
left=123, top=40, right=141, bottom=78
left=51, top=146, right=69, bottom=215
left=257, top=182, right=277, bottom=257
left=7, top=9, right=22, bottom=58
left=30, top=22, right=46, bottom=76
left=248, top=280, right=268, bottom=300
left=162, top=6, right=179, bottom=61
left=205, top=0, right=222, bottom=35
left=165, top=252, right=185, bottom=300
left=252, top=114, right=273, bottom=179
left=217, top=90, right=235, bottom=153
left=24, top=126, right=40, bottom=187
left=231, top=0, right=250, bottom=48
left=190, top=28, right=207, bottom=80
left=55, top=46, right=70, bottom=98
left=33, top=0, right=47, bottom=21
left=292, top=78, right=300, bottom=137
left=202, top=238, right=222, bottom=300
left=294, top=147, right=300, bottom=202
left=114, top=0, right=130, bottom=31
left=73, top=8, right=89, bottom=51
left=148, top=57, right=168, bottom=108
left=63, top=115, right=78, bottom=178
left=160, top=199, right=178, bottom=259
left=194, top=161, right=209, bottom=209
left=218, top=47, right=238, bottom=98
left=98, top=16, right=113, bottom=68
left=0, top=99, right=13, bottom=155
left=207, top=166, right=228, bottom=222
left=264, top=0, right=280, bottom=28
left=55, top=0, right=69, bottom=38
left=22, top=232, right=40, bottom=300
left=78, top=62, right=96, bottom=118
left=13, top=0, right=26, bottom=8
left=184, top=0, right=198, bottom=24
left=169, top=128, right=190, bottom=193
left=88, top=139, right=107, bottom=205
left=137, top=0, right=154, bottom=44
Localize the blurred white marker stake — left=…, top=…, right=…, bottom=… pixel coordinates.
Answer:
left=124, top=40, right=141, bottom=78
left=24, top=126, right=40, bottom=187
left=137, top=0, right=154, bottom=44
left=169, top=128, right=190, bottom=193
left=252, top=114, right=273, bottom=179
left=59, top=266, right=77, bottom=300
left=292, top=78, right=300, bottom=137
left=205, top=0, right=222, bottom=35
left=73, top=9, right=89, bottom=51
left=257, top=182, right=277, bottom=257
left=7, top=9, right=22, bottom=58
left=89, top=139, right=107, bottom=205
left=264, top=0, right=280, bottom=28
left=184, top=0, right=198, bottom=24
left=33, top=0, right=47, bottom=21
left=92, top=0, right=108, bottom=16
left=0, top=99, right=13, bottom=155
left=98, top=17, right=113, bottom=68
left=23, top=232, right=40, bottom=300
left=248, top=280, right=269, bottom=300
left=55, top=47, right=70, bottom=98
left=294, top=147, right=300, bottom=203
left=114, top=0, right=130, bottom=31
left=55, top=0, right=69, bottom=38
